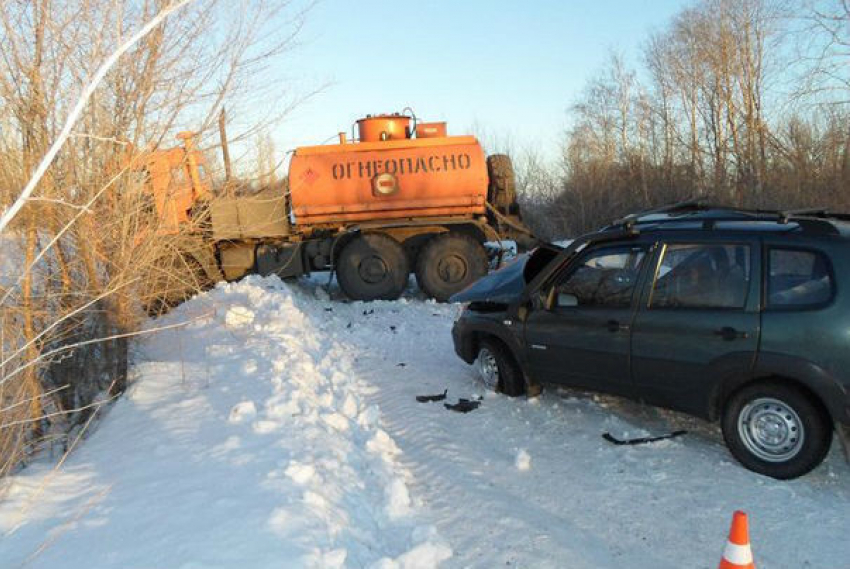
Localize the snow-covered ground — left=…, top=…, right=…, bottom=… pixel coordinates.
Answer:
left=0, top=234, right=24, bottom=289
left=1, top=276, right=848, bottom=568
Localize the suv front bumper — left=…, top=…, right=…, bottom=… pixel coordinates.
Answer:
left=451, top=317, right=476, bottom=364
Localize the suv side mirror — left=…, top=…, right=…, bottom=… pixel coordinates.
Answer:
left=556, top=292, right=579, bottom=308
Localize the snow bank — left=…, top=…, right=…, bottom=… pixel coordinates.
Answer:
left=0, top=277, right=451, bottom=568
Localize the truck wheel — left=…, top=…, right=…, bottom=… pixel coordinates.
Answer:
left=477, top=337, right=525, bottom=397
left=721, top=381, right=832, bottom=479
left=486, top=154, right=516, bottom=210
left=337, top=234, right=409, bottom=301
left=416, top=233, right=488, bottom=302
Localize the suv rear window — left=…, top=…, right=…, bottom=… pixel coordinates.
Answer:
left=650, top=244, right=751, bottom=309
left=767, top=248, right=833, bottom=308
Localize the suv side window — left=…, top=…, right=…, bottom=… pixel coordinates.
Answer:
left=767, top=248, right=833, bottom=308
left=650, top=243, right=750, bottom=309
left=556, top=246, right=647, bottom=308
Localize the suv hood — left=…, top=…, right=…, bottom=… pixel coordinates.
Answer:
left=450, top=243, right=564, bottom=305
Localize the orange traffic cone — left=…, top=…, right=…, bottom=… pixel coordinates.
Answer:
left=719, top=510, right=756, bottom=569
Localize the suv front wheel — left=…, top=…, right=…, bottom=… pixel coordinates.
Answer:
left=722, top=382, right=832, bottom=479
left=476, top=338, right=525, bottom=397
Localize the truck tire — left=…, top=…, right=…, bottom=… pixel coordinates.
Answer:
left=416, top=233, right=488, bottom=302
left=721, top=381, right=832, bottom=479
left=337, top=234, right=409, bottom=301
left=487, top=154, right=516, bottom=210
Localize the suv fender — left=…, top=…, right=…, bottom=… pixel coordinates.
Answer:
left=455, top=316, right=540, bottom=391
left=746, top=352, right=848, bottom=426
left=697, top=353, right=760, bottom=421
left=457, top=318, right=522, bottom=363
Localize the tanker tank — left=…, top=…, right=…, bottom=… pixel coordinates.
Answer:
left=288, top=114, right=489, bottom=226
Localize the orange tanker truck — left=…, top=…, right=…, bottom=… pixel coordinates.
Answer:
left=135, top=111, right=532, bottom=308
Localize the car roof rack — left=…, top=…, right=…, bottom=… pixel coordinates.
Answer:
left=609, top=199, right=848, bottom=236
left=776, top=207, right=850, bottom=224
left=611, top=196, right=709, bottom=229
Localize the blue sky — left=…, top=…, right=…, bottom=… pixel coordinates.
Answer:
left=275, top=1, right=692, bottom=159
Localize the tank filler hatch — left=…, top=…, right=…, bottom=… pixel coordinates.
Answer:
left=356, top=113, right=411, bottom=142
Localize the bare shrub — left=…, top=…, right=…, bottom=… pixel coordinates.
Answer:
left=0, top=0, right=308, bottom=476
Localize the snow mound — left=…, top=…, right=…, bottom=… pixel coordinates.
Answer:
left=386, top=478, right=412, bottom=519
left=370, top=540, right=453, bottom=569
left=0, top=276, right=451, bottom=568
left=225, top=304, right=255, bottom=328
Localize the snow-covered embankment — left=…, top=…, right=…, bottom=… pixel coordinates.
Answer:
left=0, top=277, right=451, bottom=568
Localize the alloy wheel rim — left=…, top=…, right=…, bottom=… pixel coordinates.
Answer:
left=477, top=347, right=499, bottom=390
left=737, top=397, right=805, bottom=462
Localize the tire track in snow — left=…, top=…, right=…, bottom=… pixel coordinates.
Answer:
left=288, top=288, right=674, bottom=568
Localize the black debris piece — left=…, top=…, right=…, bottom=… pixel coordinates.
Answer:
left=363, top=309, right=374, bottom=316
left=324, top=307, right=333, bottom=312
left=390, top=325, right=397, bottom=333
left=602, top=430, right=687, bottom=446
left=416, top=389, right=448, bottom=403
left=444, top=398, right=481, bottom=413
left=397, top=363, right=406, bottom=367
left=346, top=322, right=352, bottom=329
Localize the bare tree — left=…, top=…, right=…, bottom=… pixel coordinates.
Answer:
left=0, top=0, right=311, bottom=476
left=539, top=0, right=849, bottom=238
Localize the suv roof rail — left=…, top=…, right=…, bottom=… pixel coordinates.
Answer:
left=777, top=207, right=850, bottom=224
left=609, top=200, right=848, bottom=236
left=611, top=196, right=708, bottom=228
left=778, top=208, right=829, bottom=223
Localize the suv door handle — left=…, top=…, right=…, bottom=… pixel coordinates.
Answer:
left=606, top=320, right=629, bottom=332
left=714, top=327, right=749, bottom=341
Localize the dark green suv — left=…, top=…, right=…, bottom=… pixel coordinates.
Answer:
left=451, top=201, right=850, bottom=479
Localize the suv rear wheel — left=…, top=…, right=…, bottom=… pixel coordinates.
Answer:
left=722, top=381, right=832, bottom=479
left=476, top=338, right=525, bottom=397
